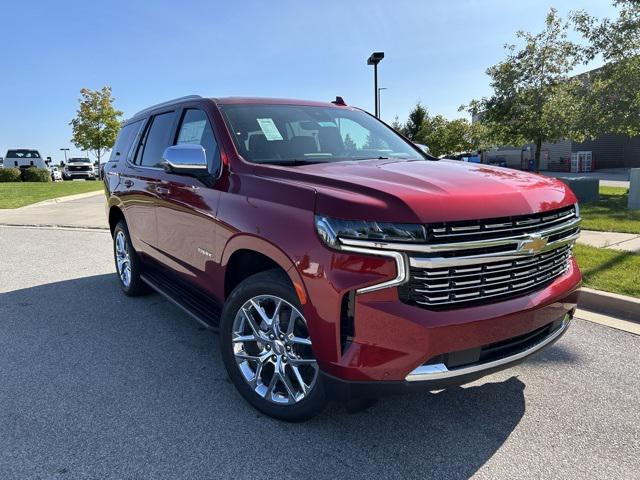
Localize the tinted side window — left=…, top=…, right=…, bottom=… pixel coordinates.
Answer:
left=176, top=109, right=221, bottom=175
left=109, top=120, right=143, bottom=162
left=140, top=112, right=176, bottom=168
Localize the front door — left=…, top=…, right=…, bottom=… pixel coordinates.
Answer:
left=155, top=108, right=223, bottom=295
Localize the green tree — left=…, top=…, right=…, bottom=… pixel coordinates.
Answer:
left=403, top=103, right=429, bottom=141
left=418, top=116, right=488, bottom=157
left=70, top=87, right=123, bottom=174
left=468, top=121, right=494, bottom=152
left=571, top=0, right=640, bottom=137
left=463, top=8, right=584, bottom=172
left=419, top=114, right=448, bottom=156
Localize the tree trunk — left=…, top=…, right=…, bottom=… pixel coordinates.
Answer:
left=534, top=138, right=542, bottom=173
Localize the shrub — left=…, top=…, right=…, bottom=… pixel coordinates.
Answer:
left=22, top=167, right=52, bottom=182
left=0, top=167, right=22, bottom=182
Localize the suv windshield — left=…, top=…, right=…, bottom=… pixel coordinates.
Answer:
left=69, top=158, right=91, bottom=163
left=6, top=150, right=41, bottom=158
left=221, top=104, right=423, bottom=164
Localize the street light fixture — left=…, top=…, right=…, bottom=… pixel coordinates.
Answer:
left=367, top=52, right=384, bottom=117
left=377, top=87, right=388, bottom=119
left=59, top=148, right=70, bottom=164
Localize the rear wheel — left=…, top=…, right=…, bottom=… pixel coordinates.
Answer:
left=220, top=270, right=326, bottom=422
left=113, top=220, right=150, bottom=296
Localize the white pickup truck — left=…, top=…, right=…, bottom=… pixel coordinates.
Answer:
left=3, top=149, right=49, bottom=169
left=63, top=157, right=96, bottom=180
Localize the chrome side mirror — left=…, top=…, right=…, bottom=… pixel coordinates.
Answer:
left=161, top=144, right=208, bottom=174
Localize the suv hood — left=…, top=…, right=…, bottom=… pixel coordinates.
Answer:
left=257, top=159, right=577, bottom=223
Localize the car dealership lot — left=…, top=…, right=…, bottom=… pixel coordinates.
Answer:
left=1, top=226, right=638, bottom=480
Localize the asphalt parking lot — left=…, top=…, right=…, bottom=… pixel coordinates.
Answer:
left=1, top=226, right=639, bottom=479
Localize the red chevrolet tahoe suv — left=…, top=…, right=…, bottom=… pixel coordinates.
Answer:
left=104, top=95, right=581, bottom=421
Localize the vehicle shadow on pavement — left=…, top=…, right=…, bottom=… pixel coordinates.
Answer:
left=0, top=273, right=539, bottom=480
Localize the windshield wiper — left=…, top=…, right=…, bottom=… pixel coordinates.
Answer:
left=259, top=159, right=325, bottom=166
left=353, top=156, right=390, bottom=161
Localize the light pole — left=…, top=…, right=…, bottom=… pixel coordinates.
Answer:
left=377, top=87, right=388, bottom=119
left=59, top=148, right=69, bottom=164
left=367, top=52, right=384, bottom=117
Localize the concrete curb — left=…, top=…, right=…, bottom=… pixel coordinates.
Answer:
left=19, top=191, right=103, bottom=209
left=0, top=223, right=109, bottom=231
left=579, top=287, right=640, bottom=322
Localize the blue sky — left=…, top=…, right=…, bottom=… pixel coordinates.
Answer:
left=0, top=0, right=616, bottom=164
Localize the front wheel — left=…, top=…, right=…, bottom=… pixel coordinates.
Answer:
left=220, top=270, right=327, bottom=422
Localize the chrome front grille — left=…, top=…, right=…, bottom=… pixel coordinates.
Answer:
left=401, top=245, right=572, bottom=308
left=338, top=204, right=580, bottom=308
left=427, top=205, right=577, bottom=243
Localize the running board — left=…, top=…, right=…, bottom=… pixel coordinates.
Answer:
left=141, top=268, right=221, bottom=331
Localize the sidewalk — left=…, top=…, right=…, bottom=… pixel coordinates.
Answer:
left=544, top=169, right=630, bottom=188
left=0, top=192, right=108, bottom=229
left=578, top=229, right=640, bottom=252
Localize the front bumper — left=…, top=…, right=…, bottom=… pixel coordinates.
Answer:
left=299, top=242, right=581, bottom=384
left=322, top=312, right=572, bottom=401
left=64, top=171, right=95, bottom=178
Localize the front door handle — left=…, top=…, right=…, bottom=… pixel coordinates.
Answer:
left=123, top=179, right=134, bottom=188
left=156, top=186, right=170, bottom=195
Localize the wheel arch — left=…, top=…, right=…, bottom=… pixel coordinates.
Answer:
left=221, top=235, right=309, bottom=306
left=108, top=205, right=125, bottom=236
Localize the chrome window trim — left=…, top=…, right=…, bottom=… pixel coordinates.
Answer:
left=405, top=314, right=571, bottom=382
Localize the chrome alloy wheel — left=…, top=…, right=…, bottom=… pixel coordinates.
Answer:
left=232, top=295, right=319, bottom=405
left=115, top=230, right=132, bottom=287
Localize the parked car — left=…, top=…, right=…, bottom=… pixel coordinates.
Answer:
left=63, top=157, right=96, bottom=180
left=104, top=95, right=581, bottom=421
left=49, top=165, right=63, bottom=181
left=4, top=149, right=49, bottom=169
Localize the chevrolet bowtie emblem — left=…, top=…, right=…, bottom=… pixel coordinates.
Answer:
left=520, top=235, right=548, bottom=254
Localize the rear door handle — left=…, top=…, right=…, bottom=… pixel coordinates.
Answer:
left=123, top=179, right=134, bottom=188
left=156, top=186, right=170, bottom=195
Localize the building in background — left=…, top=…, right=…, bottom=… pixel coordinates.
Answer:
left=484, top=134, right=640, bottom=171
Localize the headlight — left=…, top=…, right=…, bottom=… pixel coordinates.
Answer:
left=315, top=215, right=426, bottom=249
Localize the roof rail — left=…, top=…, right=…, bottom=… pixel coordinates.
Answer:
left=133, top=95, right=202, bottom=117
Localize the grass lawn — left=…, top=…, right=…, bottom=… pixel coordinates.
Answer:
left=0, top=181, right=103, bottom=209
left=574, top=243, right=640, bottom=298
left=580, top=186, right=640, bottom=234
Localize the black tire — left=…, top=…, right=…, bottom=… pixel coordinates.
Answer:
left=112, top=220, right=150, bottom=296
left=220, top=270, right=327, bottom=422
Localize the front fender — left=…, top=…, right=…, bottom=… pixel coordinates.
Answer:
left=220, top=233, right=310, bottom=306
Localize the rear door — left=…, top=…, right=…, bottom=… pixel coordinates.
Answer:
left=119, top=110, right=178, bottom=256
left=155, top=107, right=223, bottom=294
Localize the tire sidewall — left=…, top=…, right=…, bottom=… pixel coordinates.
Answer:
left=220, top=271, right=327, bottom=422
left=113, top=220, right=146, bottom=296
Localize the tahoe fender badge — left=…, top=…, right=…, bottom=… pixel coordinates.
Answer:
left=197, top=247, right=213, bottom=258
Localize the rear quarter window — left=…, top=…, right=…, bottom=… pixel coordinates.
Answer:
left=109, top=120, right=144, bottom=162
